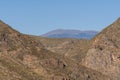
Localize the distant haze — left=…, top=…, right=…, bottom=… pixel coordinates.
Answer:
left=41, top=29, right=98, bottom=39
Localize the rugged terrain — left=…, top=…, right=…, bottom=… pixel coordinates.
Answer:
left=1, top=18, right=120, bottom=80
left=82, top=18, right=120, bottom=80
left=34, top=37, right=90, bottom=62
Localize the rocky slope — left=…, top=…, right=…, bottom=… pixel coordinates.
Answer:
left=34, top=37, right=90, bottom=62
left=82, top=18, right=120, bottom=80
left=0, top=20, right=110, bottom=80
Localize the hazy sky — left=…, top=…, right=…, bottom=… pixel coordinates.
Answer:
left=0, top=0, right=120, bottom=35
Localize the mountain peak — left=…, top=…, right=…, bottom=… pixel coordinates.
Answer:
left=42, top=29, right=98, bottom=39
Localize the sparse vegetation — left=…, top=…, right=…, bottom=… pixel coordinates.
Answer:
left=1, top=18, right=120, bottom=80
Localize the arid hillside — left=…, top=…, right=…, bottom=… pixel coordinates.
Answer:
left=82, top=18, right=120, bottom=80
left=0, top=20, right=113, bottom=80
left=34, top=37, right=90, bottom=62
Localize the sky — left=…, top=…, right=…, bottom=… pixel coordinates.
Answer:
left=0, top=0, right=120, bottom=35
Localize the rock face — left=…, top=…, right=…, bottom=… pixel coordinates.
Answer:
left=82, top=18, right=120, bottom=80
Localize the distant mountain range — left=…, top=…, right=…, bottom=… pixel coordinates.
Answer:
left=41, top=29, right=98, bottom=39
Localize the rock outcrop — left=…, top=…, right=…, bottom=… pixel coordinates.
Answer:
left=82, top=18, right=120, bottom=80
